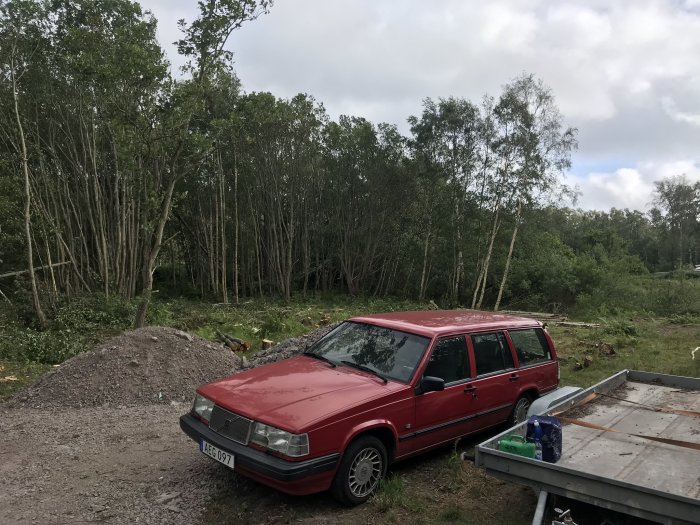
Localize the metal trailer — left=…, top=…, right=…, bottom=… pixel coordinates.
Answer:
left=475, top=370, right=700, bottom=525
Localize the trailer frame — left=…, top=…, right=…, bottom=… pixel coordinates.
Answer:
left=475, top=370, right=700, bottom=525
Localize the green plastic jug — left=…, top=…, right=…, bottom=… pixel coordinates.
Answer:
left=497, top=434, right=536, bottom=458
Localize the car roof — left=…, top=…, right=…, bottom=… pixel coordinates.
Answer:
left=349, top=310, right=542, bottom=338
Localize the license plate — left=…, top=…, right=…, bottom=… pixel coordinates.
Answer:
left=200, top=439, right=235, bottom=469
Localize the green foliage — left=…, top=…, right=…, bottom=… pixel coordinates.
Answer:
left=667, top=313, right=700, bottom=325
left=0, top=294, right=133, bottom=364
left=652, top=175, right=700, bottom=270
left=0, top=0, right=697, bottom=345
left=53, top=295, right=133, bottom=332
left=574, top=274, right=700, bottom=319
left=176, top=0, right=272, bottom=79
left=600, top=319, right=638, bottom=337
left=11, top=328, right=83, bottom=364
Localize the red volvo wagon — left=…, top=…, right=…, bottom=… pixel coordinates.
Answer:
left=180, top=310, right=559, bottom=505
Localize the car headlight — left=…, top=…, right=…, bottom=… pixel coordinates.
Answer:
left=192, top=393, right=215, bottom=423
left=250, top=422, right=309, bottom=457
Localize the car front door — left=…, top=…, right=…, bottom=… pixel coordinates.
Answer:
left=408, top=335, right=479, bottom=453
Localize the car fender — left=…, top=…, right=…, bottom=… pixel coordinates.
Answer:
left=515, top=380, right=541, bottom=401
left=341, top=419, right=399, bottom=452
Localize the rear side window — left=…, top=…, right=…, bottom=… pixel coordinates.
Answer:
left=424, top=336, right=470, bottom=384
left=472, top=333, right=513, bottom=375
left=509, top=328, right=551, bottom=366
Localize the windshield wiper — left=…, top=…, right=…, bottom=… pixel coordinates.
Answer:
left=303, top=351, right=336, bottom=368
left=340, top=360, right=388, bottom=383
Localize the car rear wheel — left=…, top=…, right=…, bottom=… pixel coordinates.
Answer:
left=331, top=436, right=387, bottom=506
left=509, top=394, right=532, bottom=426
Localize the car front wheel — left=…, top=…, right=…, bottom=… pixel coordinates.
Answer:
left=331, top=435, right=387, bottom=506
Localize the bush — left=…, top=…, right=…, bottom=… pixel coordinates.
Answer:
left=53, top=294, right=133, bottom=332
left=601, top=319, right=639, bottom=337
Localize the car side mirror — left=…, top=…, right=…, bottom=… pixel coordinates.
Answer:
left=415, top=376, right=445, bottom=395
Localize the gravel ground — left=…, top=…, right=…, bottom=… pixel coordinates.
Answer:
left=0, top=324, right=336, bottom=524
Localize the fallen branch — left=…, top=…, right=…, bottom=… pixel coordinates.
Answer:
left=0, top=261, right=70, bottom=279
left=0, top=286, right=11, bottom=305
left=554, top=321, right=601, bottom=328
left=501, top=310, right=568, bottom=322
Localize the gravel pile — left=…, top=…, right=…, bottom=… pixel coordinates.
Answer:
left=241, top=323, right=338, bottom=370
left=16, top=327, right=237, bottom=408
left=15, top=324, right=338, bottom=409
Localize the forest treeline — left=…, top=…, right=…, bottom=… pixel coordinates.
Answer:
left=1, top=0, right=699, bottom=329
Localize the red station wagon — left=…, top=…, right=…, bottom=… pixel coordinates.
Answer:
left=180, top=310, right=559, bottom=505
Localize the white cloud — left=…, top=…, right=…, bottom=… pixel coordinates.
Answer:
left=142, top=0, right=700, bottom=127
left=139, top=0, right=700, bottom=211
left=568, top=161, right=700, bottom=211
left=661, top=96, right=700, bottom=126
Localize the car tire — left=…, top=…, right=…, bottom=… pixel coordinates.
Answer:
left=331, top=435, right=387, bottom=506
left=509, top=394, right=532, bottom=426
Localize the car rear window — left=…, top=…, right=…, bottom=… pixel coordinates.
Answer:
left=472, top=332, right=513, bottom=375
left=509, top=328, right=551, bottom=366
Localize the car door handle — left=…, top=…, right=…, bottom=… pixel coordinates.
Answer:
left=509, top=374, right=520, bottom=382
left=463, top=385, right=477, bottom=392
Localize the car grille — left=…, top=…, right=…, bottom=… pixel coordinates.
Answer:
left=209, top=406, right=253, bottom=445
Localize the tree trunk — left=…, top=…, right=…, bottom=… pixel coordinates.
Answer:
left=418, top=226, right=431, bottom=301
left=134, top=175, right=177, bottom=328
left=12, top=61, right=47, bottom=329
left=233, top=162, right=239, bottom=303
left=494, top=204, right=521, bottom=311
left=474, top=207, right=500, bottom=309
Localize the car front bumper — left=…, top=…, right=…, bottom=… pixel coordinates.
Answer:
left=179, top=413, right=340, bottom=495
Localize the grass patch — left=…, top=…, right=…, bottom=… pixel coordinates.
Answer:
left=438, top=506, right=466, bottom=522
left=549, top=318, right=700, bottom=387
left=0, top=359, right=51, bottom=399
left=372, top=475, right=418, bottom=514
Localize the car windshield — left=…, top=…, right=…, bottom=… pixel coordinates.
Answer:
left=307, top=321, right=430, bottom=383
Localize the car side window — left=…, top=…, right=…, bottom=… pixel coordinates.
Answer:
left=472, top=332, right=514, bottom=375
left=423, top=336, right=470, bottom=384
left=509, top=328, right=551, bottom=366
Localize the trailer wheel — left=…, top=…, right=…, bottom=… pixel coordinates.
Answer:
left=509, top=394, right=532, bottom=426
left=331, top=436, right=387, bottom=506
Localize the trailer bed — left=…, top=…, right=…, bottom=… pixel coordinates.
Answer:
left=475, top=370, right=700, bottom=524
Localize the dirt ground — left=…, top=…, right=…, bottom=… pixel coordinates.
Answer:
left=0, top=402, right=212, bottom=524
left=0, top=324, right=533, bottom=524
left=0, top=325, right=336, bottom=524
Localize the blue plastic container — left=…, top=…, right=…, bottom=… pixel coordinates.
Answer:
left=526, top=415, right=562, bottom=463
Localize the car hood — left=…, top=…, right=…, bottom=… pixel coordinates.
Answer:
left=198, top=355, right=405, bottom=432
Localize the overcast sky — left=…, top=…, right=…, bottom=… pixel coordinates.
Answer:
left=139, top=0, right=700, bottom=212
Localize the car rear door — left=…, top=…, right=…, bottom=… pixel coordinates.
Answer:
left=467, top=331, right=520, bottom=429
left=408, top=335, right=480, bottom=453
